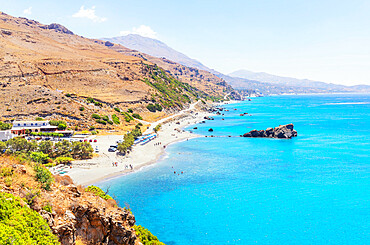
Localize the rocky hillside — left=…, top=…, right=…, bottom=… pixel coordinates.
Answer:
left=0, top=154, right=164, bottom=244
left=94, top=40, right=236, bottom=100
left=0, top=12, right=232, bottom=130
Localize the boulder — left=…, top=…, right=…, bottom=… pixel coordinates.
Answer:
left=243, top=124, right=297, bottom=139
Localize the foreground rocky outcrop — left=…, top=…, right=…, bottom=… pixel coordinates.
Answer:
left=243, top=123, right=297, bottom=139
left=0, top=156, right=141, bottom=245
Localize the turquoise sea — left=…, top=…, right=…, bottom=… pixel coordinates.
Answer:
left=98, top=94, right=369, bottom=245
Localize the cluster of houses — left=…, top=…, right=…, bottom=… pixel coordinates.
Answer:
left=0, top=120, right=73, bottom=141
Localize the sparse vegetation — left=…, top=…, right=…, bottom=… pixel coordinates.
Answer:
left=132, top=113, right=142, bottom=120
left=85, top=185, right=112, bottom=200
left=86, top=97, right=103, bottom=107
left=122, top=112, right=134, bottom=122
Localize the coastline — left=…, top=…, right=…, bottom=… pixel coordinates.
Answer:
left=66, top=102, right=219, bottom=186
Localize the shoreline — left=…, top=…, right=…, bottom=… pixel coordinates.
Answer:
left=67, top=102, right=218, bottom=186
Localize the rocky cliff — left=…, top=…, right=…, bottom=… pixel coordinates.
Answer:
left=243, top=124, right=297, bottom=139
left=0, top=156, right=142, bottom=245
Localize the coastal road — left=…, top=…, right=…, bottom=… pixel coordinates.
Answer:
left=144, top=101, right=201, bottom=134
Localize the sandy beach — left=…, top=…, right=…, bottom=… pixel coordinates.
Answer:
left=66, top=102, right=214, bottom=186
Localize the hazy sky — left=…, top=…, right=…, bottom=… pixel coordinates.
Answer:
left=1, top=0, right=370, bottom=85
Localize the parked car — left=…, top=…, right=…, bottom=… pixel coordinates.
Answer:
left=108, top=147, right=116, bottom=152
left=89, top=139, right=93, bottom=142
left=84, top=139, right=88, bottom=142
left=95, top=146, right=99, bottom=153
left=94, top=139, right=97, bottom=143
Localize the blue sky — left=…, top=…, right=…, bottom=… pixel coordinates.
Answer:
left=1, top=0, right=370, bottom=85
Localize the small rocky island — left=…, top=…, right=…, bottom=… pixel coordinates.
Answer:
left=243, top=123, right=297, bottom=139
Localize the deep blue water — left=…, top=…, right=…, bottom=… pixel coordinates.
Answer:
left=98, top=94, right=369, bottom=245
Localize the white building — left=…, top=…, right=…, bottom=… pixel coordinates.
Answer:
left=0, top=130, right=16, bottom=142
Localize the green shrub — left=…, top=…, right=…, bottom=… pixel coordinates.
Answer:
left=79, top=106, right=85, bottom=111
left=30, top=152, right=50, bottom=164
left=33, top=164, right=54, bottom=191
left=0, top=167, right=13, bottom=177
left=0, top=121, right=12, bottom=130
left=42, top=203, right=53, bottom=213
left=89, top=126, right=96, bottom=131
left=122, top=112, right=134, bottom=122
left=134, top=225, right=165, bottom=245
left=65, top=93, right=71, bottom=97
left=96, top=119, right=107, bottom=125
left=146, top=104, right=156, bottom=112
left=102, top=115, right=109, bottom=121
left=132, top=113, right=142, bottom=120
left=107, top=120, right=113, bottom=125
left=91, top=131, right=97, bottom=135
left=4, top=176, right=12, bottom=187
left=35, top=117, right=44, bottom=121
left=112, top=114, right=120, bottom=124
left=55, top=156, right=74, bottom=165
left=49, top=120, right=66, bottom=126
left=0, top=141, right=6, bottom=153
left=92, top=114, right=101, bottom=119
left=85, top=185, right=112, bottom=200
left=114, top=107, right=120, bottom=112
left=57, top=123, right=67, bottom=130
left=128, top=108, right=133, bottom=113
left=0, top=192, right=60, bottom=245
left=147, top=103, right=163, bottom=112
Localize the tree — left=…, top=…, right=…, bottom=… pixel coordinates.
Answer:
left=71, top=141, right=93, bottom=159
left=154, top=124, right=161, bottom=133
left=38, top=141, right=53, bottom=155
left=26, top=140, right=38, bottom=152
left=6, top=137, right=28, bottom=152
left=53, top=140, right=71, bottom=158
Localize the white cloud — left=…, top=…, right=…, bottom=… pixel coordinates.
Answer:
left=120, top=25, right=157, bottom=38
left=23, top=7, right=32, bottom=15
left=72, top=6, right=107, bottom=23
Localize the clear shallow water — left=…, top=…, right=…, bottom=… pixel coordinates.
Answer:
left=98, top=94, right=369, bottom=245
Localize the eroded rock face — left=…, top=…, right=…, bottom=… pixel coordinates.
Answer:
left=47, top=201, right=137, bottom=245
left=243, top=123, right=297, bottom=139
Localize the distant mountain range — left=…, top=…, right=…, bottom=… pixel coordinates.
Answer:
left=103, top=35, right=370, bottom=95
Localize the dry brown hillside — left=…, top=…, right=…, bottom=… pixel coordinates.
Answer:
left=0, top=12, right=233, bottom=130
left=94, top=39, right=236, bottom=98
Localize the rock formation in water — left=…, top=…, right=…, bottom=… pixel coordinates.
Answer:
left=243, top=123, right=297, bottom=139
